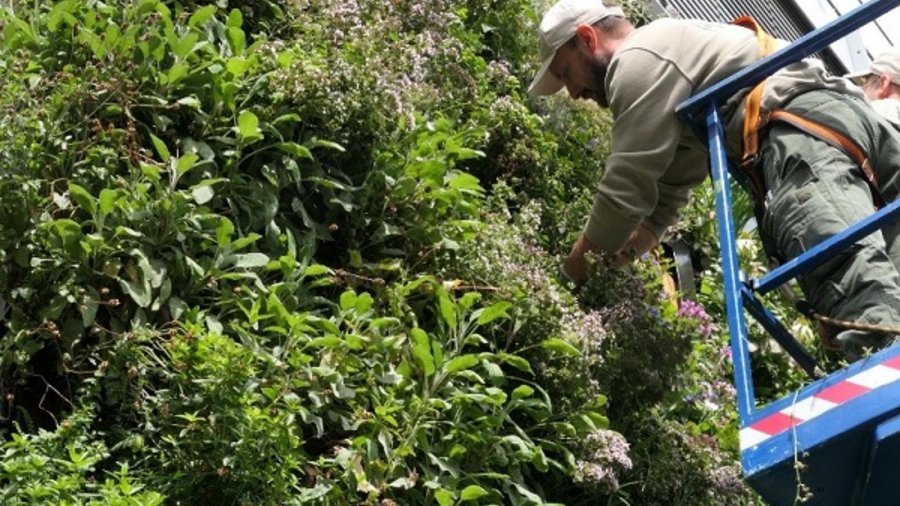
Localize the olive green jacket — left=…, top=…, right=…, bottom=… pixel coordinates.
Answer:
left=585, top=18, right=863, bottom=252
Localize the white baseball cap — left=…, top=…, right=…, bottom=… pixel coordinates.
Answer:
left=846, top=48, right=900, bottom=86
left=529, top=0, right=626, bottom=96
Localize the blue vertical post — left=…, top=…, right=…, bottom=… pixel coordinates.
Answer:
left=706, top=105, right=755, bottom=420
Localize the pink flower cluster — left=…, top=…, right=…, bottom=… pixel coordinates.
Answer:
left=677, top=299, right=714, bottom=337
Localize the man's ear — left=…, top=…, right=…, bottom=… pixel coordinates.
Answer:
left=574, top=24, right=599, bottom=54
left=876, top=74, right=894, bottom=99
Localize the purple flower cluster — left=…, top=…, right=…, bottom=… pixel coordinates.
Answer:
left=574, top=429, right=633, bottom=493
left=686, top=379, right=736, bottom=411
left=677, top=299, right=714, bottom=337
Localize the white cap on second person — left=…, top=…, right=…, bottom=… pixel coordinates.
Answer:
left=846, top=47, right=900, bottom=85
left=528, top=0, right=626, bottom=96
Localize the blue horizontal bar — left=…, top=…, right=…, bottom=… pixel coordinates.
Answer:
left=677, top=0, right=900, bottom=121
left=754, top=198, right=900, bottom=295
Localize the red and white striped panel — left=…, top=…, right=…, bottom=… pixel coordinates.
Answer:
left=740, top=356, right=900, bottom=450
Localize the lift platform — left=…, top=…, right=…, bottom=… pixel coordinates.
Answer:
left=676, top=0, right=900, bottom=503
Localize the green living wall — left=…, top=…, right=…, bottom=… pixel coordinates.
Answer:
left=0, top=0, right=819, bottom=504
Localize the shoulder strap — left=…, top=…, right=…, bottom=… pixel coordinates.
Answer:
left=732, top=16, right=777, bottom=168
left=764, top=110, right=885, bottom=208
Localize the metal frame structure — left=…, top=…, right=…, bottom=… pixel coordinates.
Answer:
left=676, top=0, right=900, bottom=503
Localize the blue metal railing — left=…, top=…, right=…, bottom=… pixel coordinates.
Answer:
left=676, top=0, right=900, bottom=423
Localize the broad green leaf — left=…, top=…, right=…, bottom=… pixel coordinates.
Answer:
left=304, top=264, right=331, bottom=276
left=227, top=26, right=246, bottom=54
left=230, top=232, right=261, bottom=251
left=149, top=133, right=170, bottom=161
left=216, top=217, right=235, bottom=247
left=438, top=293, right=457, bottom=328
left=540, top=338, right=582, bottom=357
left=444, top=354, right=479, bottom=374
left=98, top=188, right=119, bottom=215
left=448, top=172, right=484, bottom=192
left=226, top=57, right=251, bottom=75
left=498, top=353, right=533, bottom=373
left=309, top=336, right=341, bottom=348
left=307, top=138, right=346, bottom=152
left=175, top=153, right=199, bottom=178
left=233, top=253, right=269, bottom=268
left=191, top=185, right=214, bottom=204
left=67, top=183, right=96, bottom=214
left=79, top=297, right=99, bottom=328
left=460, top=485, right=488, bottom=501
left=166, top=62, right=189, bottom=85
left=514, top=483, right=543, bottom=503
left=226, top=8, right=243, bottom=28
left=172, top=32, right=199, bottom=59
left=475, top=301, right=512, bottom=325
left=410, top=328, right=435, bottom=377
left=275, top=142, right=313, bottom=159
left=272, top=113, right=301, bottom=125
left=140, top=162, right=161, bottom=182
left=339, top=291, right=357, bottom=311
left=188, top=5, right=216, bottom=27
left=119, top=279, right=151, bottom=308
left=237, top=110, right=261, bottom=141
left=177, top=96, right=202, bottom=110
left=435, top=489, right=455, bottom=506
left=512, top=385, right=535, bottom=400
left=355, top=292, right=374, bottom=314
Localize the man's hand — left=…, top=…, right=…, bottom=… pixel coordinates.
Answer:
left=609, top=225, right=658, bottom=268
left=562, top=226, right=660, bottom=286
left=562, top=233, right=596, bottom=286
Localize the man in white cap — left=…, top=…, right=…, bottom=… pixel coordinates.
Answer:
left=534, top=0, right=900, bottom=358
left=848, top=48, right=900, bottom=128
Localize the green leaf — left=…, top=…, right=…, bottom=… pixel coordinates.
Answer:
left=448, top=172, right=484, bottom=192
left=191, top=185, right=214, bottom=204
left=475, top=301, right=512, bottom=325
left=237, top=110, right=262, bottom=142
left=216, top=217, right=235, bottom=247
left=438, top=293, right=457, bottom=328
left=540, top=338, right=582, bottom=357
left=308, top=138, right=346, bottom=152
left=227, top=26, right=246, bottom=54
left=410, top=328, right=435, bottom=377
left=275, top=142, right=313, bottom=159
left=435, top=488, right=455, bottom=506
left=444, top=354, right=479, bottom=374
left=226, top=8, right=243, bottom=28
left=304, top=264, right=331, bottom=276
left=67, top=183, right=96, bottom=215
left=98, top=188, right=119, bottom=215
left=460, top=485, right=488, bottom=501
left=119, top=279, right=151, bottom=308
left=177, top=96, right=202, bottom=110
left=512, top=385, right=535, bottom=400
left=149, top=133, right=170, bottom=162
left=339, top=291, right=357, bottom=311
left=498, top=353, right=533, bottom=374
left=188, top=5, right=216, bottom=27
left=233, top=253, right=269, bottom=268
left=175, top=153, right=199, bottom=178
left=165, top=62, right=189, bottom=85
left=355, top=293, right=374, bottom=314
left=226, top=57, right=251, bottom=75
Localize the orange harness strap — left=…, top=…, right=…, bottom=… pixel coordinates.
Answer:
left=732, top=16, right=883, bottom=209
left=732, top=16, right=777, bottom=206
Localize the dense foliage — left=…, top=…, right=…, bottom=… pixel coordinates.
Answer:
left=0, top=0, right=818, bottom=504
